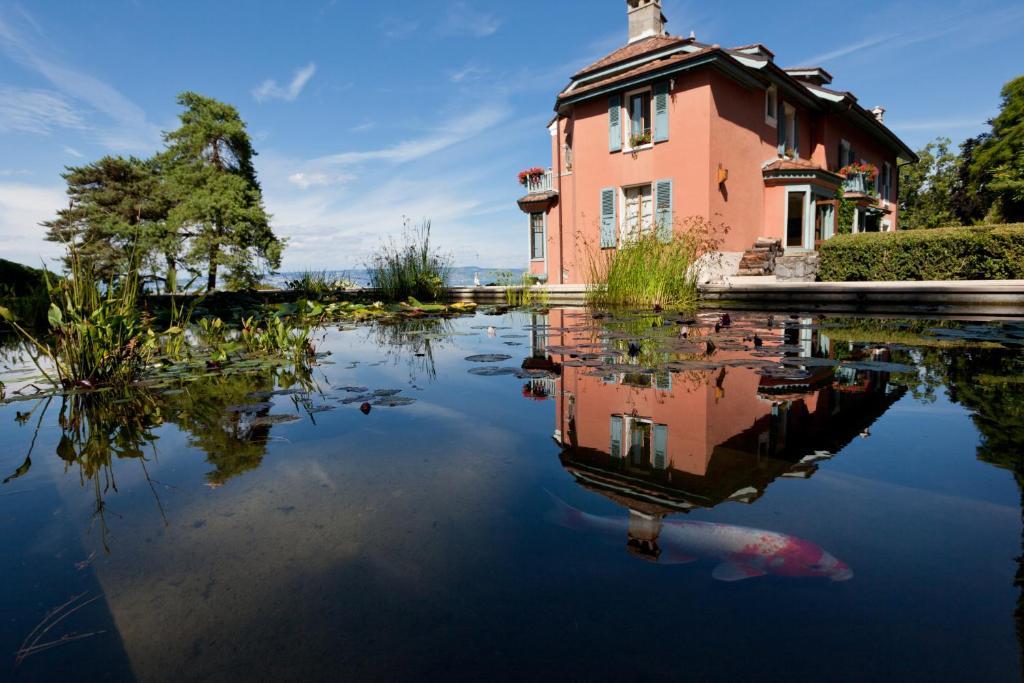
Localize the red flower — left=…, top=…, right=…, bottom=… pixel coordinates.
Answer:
left=518, top=167, right=546, bottom=186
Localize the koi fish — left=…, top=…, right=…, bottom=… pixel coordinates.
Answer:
left=548, top=494, right=852, bottom=582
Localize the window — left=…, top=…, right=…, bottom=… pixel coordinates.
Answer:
left=787, top=191, right=806, bottom=248
left=622, top=184, right=653, bottom=243
left=880, top=162, right=892, bottom=201
left=782, top=104, right=797, bottom=156
left=839, top=139, right=854, bottom=168
left=530, top=213, right=545, bottom=260
left=626, top=89, right=652, bottom=146
left=765, top=85, right=778, bottom=127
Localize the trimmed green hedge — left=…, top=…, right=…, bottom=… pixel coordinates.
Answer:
left=819, top=224, right=1024, bottom=281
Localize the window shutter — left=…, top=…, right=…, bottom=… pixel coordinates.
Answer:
left=653, top=425, right=668, bottom=470
left=777, top=101, right=785, bottom=154
left=600, top=188, right=617, bottom=248
left=608, top=95, right=622, bottom=152
left=793, top=110, right=800, bottom=157
left=654, top=179, right=673, bottom=243
left=655, top=369, right=672, bottom=391
left=610, top=417, right=623, bottom=458
left=653, top=81, right=670, bottom=143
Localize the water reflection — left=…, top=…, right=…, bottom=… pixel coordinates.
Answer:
left=535, top=310, right=905, bottom=512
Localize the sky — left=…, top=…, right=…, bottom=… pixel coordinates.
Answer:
left=1, top=0, right=1022, bottom=270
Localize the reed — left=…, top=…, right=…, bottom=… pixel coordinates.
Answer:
left=584, top=216, right=727, bottom=309
left=367, top=219, right=451, bottom=301
left=286, top=270, right=353, bottom=298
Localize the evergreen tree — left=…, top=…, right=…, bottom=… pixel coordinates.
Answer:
left=972, top=76, right=1024, bottom=223
left=162, top=92, right=282, bottom=291
left=43, top=156, right=165, bottom=280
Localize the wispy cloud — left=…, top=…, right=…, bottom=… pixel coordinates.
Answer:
left=382, top=17, right=420, bottom=41
left=253, top=62, right=317, bottom=103
left=0, top=8, right=160, bottom=152
left=63, top=145, right=83, bottom=158
left=349, top=121, right=376, bottom=133
left=888, top=116, right=993, bottom=133
left=287, top=172, right=356, bottom=190
left=0, top=169, right=32, bottom=177
left=0, top=86, right=84, bottom=134
left=308, top=105, right=507, bottom=168
left=448, top=63, right=488, bottom=83
left=801, top=34, right=897, bottom=66
left=438, top=1, right=501, bottom=38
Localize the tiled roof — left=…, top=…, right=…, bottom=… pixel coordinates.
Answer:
left=763, top=158, right=843, bottom=179
left=561, top=47, right=712, bottom=102
left=573, top=35, right=689, bottom=78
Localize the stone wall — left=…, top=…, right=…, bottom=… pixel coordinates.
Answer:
left=775, top=253, right=820, bottom=282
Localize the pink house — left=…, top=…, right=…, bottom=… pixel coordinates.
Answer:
left=517, top=0, right=917, bottom=284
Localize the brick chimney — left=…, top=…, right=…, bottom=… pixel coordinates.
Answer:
left=627, top=0, right=667, bottom=43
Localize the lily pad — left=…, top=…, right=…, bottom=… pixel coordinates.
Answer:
left=225, top=402, right=272, bottom=414
left=468, top=366, right=519, bottom=376
left=250, top=414, right=302, bottom=427
left=372, top=396, right=418, bottom=407
left=465, top=354, right=513, bottom=363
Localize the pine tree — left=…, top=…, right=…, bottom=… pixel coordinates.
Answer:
left=972, top=76, right=1024, bottom=223
left=161, top=92, right=283, bottom=291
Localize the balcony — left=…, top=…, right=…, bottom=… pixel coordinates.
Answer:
left=521, top=168, right=554, bottom=194
left=516, top=167, right=559, bottom=214
left=842, top=172, right=876, bottom=197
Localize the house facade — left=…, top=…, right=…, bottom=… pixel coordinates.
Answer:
left=517, top=0, right=917, bottom=284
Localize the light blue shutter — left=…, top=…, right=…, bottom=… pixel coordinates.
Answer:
left=610, top=417, right=622, bottom=458
left=600, top=188, right=617, bottom=248
left=656, top=369, right=672, bottom=391
left=608, top=95, right=622, bottom=152
left=654, top=179, right=673, bottom=242
left=653, top=425, right=668, bottom=470
left=793, top=110, right=800, bottom=157
left=653, top=81, right=670, bottom=143
left=777, top=101, right=786, bottom=155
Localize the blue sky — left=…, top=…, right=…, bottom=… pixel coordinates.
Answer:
left=1, top=0, right=1022, bottom=270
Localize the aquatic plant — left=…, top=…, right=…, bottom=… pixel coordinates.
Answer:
left=240, top=315, right=314, bottom=359
left=504, top=272, right=550, bottom=309
left=367, top=218, right=452, bottom=301
left=286, top=270, right=354, bottom=298
left=585, top=216, right=726, bottom=309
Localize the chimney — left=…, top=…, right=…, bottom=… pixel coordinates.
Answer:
left=627, top=0, right=667, bottom=43
left=871, top=106, right=886, bottom=124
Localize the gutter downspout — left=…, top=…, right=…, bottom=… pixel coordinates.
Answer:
left=555, top=117, right=566, bottom=285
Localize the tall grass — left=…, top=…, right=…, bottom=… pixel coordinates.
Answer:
left=504, top=272, right=550, bottom=308
left=585, top=216, right=727, bottom=309
left=367, top=219, right=452, bottom=301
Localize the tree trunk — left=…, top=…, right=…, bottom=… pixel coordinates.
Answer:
left=206, top=247, right=218, bottom=292
left=166, top=255, right=177, bottom=295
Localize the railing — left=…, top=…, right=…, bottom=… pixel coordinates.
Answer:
left=522, top=169, right=554, bottom=194
left=842, top=172, right=874, bottom=195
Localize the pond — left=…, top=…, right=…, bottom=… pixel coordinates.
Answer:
left=1, top=308, right=1023, bottom=681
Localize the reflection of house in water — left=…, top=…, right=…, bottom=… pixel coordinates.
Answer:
left=531, top=311, right=906, bottom=516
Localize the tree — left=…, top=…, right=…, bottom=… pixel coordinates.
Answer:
left=898, top=138, right=960, bottom=229
left=951, top=135, right=993, bottom=225
left=43, top=156, right=166, bottom=280
left=972, top=76, right=1024, bottom=223
left=162, top=92, right=283, bottom=291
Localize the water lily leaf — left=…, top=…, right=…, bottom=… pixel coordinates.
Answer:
left=465, top=354, right=513, bottom=363
left=468, top=366, right=519, bottom=376
left=372, top=396, right=418, bottom=407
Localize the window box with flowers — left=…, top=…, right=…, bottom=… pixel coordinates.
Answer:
left=518, top=167, right=550, bottom=193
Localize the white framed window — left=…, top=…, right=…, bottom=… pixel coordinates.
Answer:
left=624, top=86, right=653, bottom=149
left=765, top=85, right=778, bottom=127
left=782, top=103, right=797, bottom=156
left=621, top=183, right=653, bottom=244
left=529, top=212, right=545, bottom=260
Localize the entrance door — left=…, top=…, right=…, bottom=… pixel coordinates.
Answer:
left=786, top=191, right=806, bottom=249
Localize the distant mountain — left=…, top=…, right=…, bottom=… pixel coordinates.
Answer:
left=266, top=266, right=526, bottom=289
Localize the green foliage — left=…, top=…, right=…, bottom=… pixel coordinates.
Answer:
left=819, top=223, right=1024, bottom=281
left=504, top=272, right=550, bottom=308
left=972, top=76, right=1024, bottom=223
left=586, top=216, right=724, bottom=308
left=286, top=270, right=353, bottom=298
left=0, top=259, right=50, bottom=329
left=162, top=92, right=284, bottom=292
left=367, top=218, right=452, bottom=301
left=899, top=138, right=960, bottom=229
left=836, top=188, right=854, bottom=236
left=240, top=315, right=313, bottom=360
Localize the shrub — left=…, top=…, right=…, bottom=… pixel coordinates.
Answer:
left=819, top=223, right=1024, bottom=281
left=285, top=270, right=353, bottom=298
left=367, top=219, right=451, bottom=301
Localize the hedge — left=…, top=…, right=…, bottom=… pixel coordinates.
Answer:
left=819, top=223, right=1024, bottom=281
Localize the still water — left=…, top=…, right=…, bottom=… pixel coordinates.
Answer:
left=1, top=308, right=1023, bottom=681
